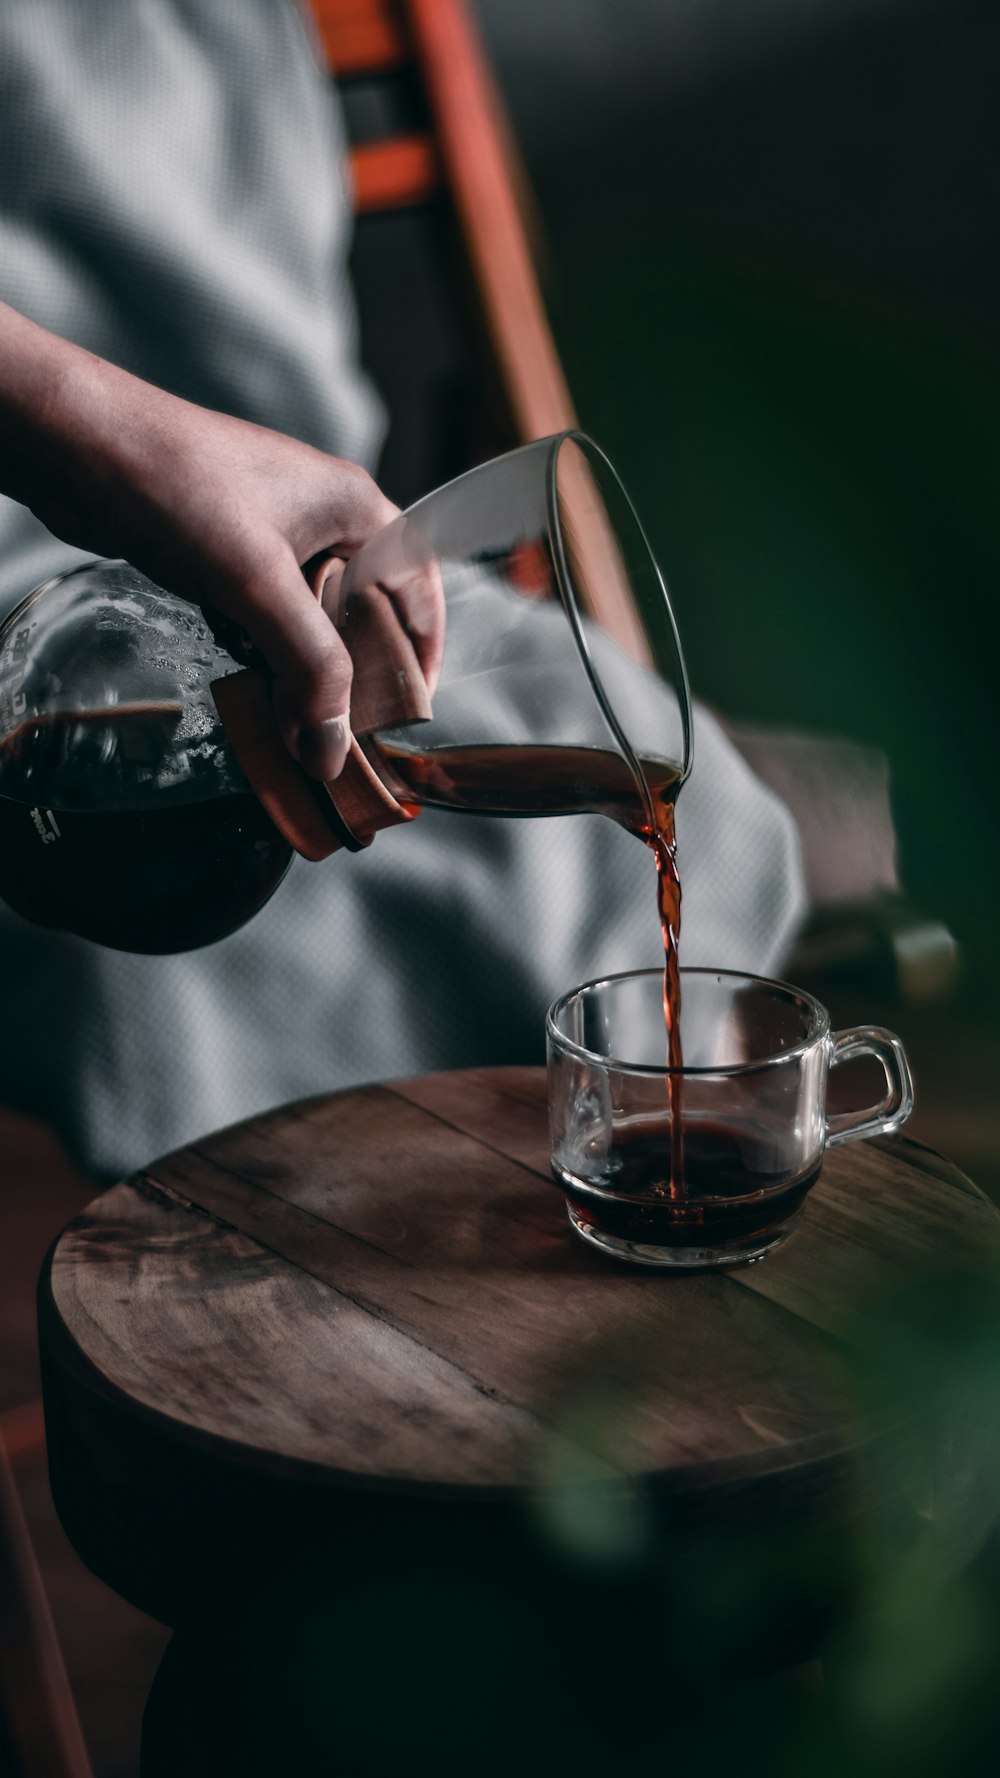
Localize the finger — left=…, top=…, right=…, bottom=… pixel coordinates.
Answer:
left=336, top=502, right=444, bottom=694
left=216, top=545, right=355, bottom=779
left=272, top=637, right=354, bottom=781
left=378, top=560, right=446, bottom=696
left=309, top=554, right=345, bottom=613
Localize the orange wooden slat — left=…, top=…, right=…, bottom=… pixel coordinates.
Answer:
left=401, top=0, right=575, bottom=445
left=0, top=1413, right=93, bottom=1778
left=400, top=0, right=649, bottom=659
left=308, top=0, right=409, bottom=77
left=0, top=1400, right=45, bottom=1463
left=350, top=133, right=441, bottom=213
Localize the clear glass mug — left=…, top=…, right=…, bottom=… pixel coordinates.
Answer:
left=547, top=968, right=915, bottom=1269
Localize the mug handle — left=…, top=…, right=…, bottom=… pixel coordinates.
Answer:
left=825, top=1026, right=915, bottom=1148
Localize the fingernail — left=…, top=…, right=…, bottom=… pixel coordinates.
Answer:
left=296, top=717, right=351, bottom=781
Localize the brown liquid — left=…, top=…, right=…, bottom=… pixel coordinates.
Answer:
left=0, top=706, right=293, bottom=953
left=377, top=741, right=685, bottom=1193
left=374, top=740, right=679, bottom=822
left=640, top=794, right=684, bottom=1199
left=562, top=1122, right=817, bottom=1250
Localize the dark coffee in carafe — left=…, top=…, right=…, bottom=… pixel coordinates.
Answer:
left=0, top=704, right=293, bottom=952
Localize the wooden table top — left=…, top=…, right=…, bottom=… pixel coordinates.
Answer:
left=42, top=1062, right=1000, bottom=1491
left=34, top=1063, right=1000, bottom=1743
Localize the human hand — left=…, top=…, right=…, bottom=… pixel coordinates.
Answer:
left=0, top=305, right=445, bottom=778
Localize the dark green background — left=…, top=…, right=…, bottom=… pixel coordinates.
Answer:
left=476, top=0, right=1000, bottom=1004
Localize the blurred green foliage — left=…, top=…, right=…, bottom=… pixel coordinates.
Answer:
left=523, top=1261, right=1000, bottom=1774
left=474, top=0, right=999, bottom=1001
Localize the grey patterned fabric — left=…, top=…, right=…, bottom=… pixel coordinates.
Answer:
left=0, top=0, right=806, bottom=1177
left=0, top=0, right=383, bottom=605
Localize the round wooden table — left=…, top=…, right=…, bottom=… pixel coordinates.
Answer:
left=38, top=1067, right=1000, bottom=1763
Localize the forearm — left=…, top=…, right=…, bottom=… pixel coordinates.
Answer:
left=0, top=300, right=182, bottom=559
left=0, top=300, right=443, bottom=778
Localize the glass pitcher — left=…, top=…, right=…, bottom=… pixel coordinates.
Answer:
left=0, top=433, right=691, bottom=954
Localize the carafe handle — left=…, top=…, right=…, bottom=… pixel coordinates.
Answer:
left=211, top=557, right=431, bottom=860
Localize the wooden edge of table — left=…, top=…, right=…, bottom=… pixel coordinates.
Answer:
left=40, top=1066, right=993, bottom=1506
left=37, top=1227, right=881, bottom=1513
left=38, top=1071, right=995, bottom=1628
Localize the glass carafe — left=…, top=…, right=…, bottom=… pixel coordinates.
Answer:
left=0, top=560, right=295, bottom=952
left=0, top=433, right=691, bottom=954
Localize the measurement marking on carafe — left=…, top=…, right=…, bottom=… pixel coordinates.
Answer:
left=30, top=807, right=61, bottom=843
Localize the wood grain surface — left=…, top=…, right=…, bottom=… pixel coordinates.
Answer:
left=39, top=1068, right=1000, bottom=1624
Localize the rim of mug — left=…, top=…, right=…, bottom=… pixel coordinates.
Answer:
left=546, top=966, right=831, bottom=1078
